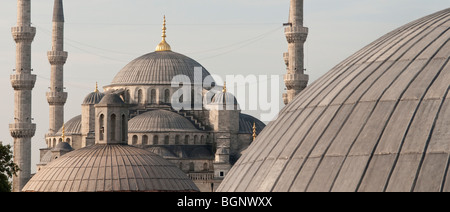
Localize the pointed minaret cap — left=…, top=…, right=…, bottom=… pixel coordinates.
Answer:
left=155, top=16, right=172, bottom=52
left=53, top=0, right=65, bottom=22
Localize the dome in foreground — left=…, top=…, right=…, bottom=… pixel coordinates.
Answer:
left=110, top=51, right=212, bottom=86
left=218, top=8, right=450, bottom=192
left=23, top=144, right=199, bottom=192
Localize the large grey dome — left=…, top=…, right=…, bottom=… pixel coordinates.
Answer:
left=128, top=109, right=199, bottom=133
left=218, top=9, right=450, bottom=192
left=23, top=144, right=199, bottom=192
left=110, top=51, right=212, bottom=86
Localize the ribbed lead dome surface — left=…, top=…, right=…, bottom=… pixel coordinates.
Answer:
left=218, top=9, right=450, bottom=192
left=128, top=109, right=199, bottom=132
left=110, top=51, right=212, bottom=85
left=23, top=144, right=199, bottom=192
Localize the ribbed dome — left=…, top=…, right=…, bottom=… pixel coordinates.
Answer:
left=56, top=115, right=81, bottom=136
left=110, top=51, right=212, bottom=86
left=82, top=91, right=105, bottom=105
left=128, top=110, right=199, bottom=133
left=238, top=113, right=266, bottom=135
left=23, top=144, right=199, bottom=192
left=211, top=92, right=239, bottom=106
left=218, top=9, right=450, bottom=192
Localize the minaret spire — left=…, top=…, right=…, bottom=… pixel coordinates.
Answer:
left=283, top=0, right=309, bottom=105
left=10, top=0, right=37, bottom=192
left=47, top=0, right=68, bottom=136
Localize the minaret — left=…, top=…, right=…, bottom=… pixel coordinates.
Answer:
left=10, top=0, right=37, bottom=192
left=47, top=0, right=68, bottom=135
left=283, top=0, right=309, bottom=105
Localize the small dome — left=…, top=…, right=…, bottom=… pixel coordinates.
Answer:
left=23, top=144, right=199, bottom=192
left=56, top=115, right=82, bottom=136
left=211, top=91, right=239, bottom=106
left=109, top=51, right=212, bottom=86
left=128, top=110, right=199, bottom=133
left=83, top=91, right=105, bottom=105
left=238, top=113, right=266, bottom=135
left=97, top=93, right=125, bottom=106
left=53, top=142, right=73, bottom=152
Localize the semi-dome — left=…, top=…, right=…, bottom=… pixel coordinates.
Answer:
left=218, top=9, right=450, bottom=192
left=128, top=109, right=199, bottom=133
left=109, top=51, right=212, bottom=86
left=23, top=144, right=199, bottom=192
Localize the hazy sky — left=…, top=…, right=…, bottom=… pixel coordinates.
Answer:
left=0, top=0, right=448, bottom=172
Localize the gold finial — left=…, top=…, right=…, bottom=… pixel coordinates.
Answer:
left=155, top=15, right=172, bottom=52
left=62, top=124, right=65, bottom=142
left=222, top=81, right=227, bottom=93
left=252, top=122, right=257, bottom=141
left=94, top=82, right=99, bottom=93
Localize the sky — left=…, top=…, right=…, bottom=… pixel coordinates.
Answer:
left=0, top=0, right=448, bottom=173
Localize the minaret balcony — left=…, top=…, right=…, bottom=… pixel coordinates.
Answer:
left=285, top=26, right=308, bottom=43
left=9, top=123, right=36, bottom=138
left=284, top=73, right=309, bottom=90
left=47, top=91, right=68, bottom=105
left=11, top=26, right=36, bottom=42
left=10, top=73, right=36, bottom=90
left=47, top=51, right=68, bottom=65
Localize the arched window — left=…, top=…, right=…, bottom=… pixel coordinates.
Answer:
left=164, top=89, right=170, bottom=103
left=132, top=135, right=138, bottom=145
left=200, top=135, right=204, bottom=144
left=125, top=90, right=130, bottom=103
left=137, top=89, right=144, bottom=105
left=142, top=135, right=148, bottom=145
left=110, top=114, right=116, bottom=141
left=99, top=114, right=105, bottom=141
left=58, top=138, right=62, bottom=143
left=189, top=162, right=195, bottom=172
left=184, top=135, right=189, bottom=145
left=122, top=115, right=127, bottom=142
left=153, top=135, right=159, bottom=145
left=164, top=135, right=169, bottom=145
left=52, top=138, right=56, bottom=147
left=175, top=135, right=180, bottom=145
left=203, top=163, right=209, bottom=171
left=151, top=89, right=157, bottom=104
left=194, top=135, right=199, bottom=144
